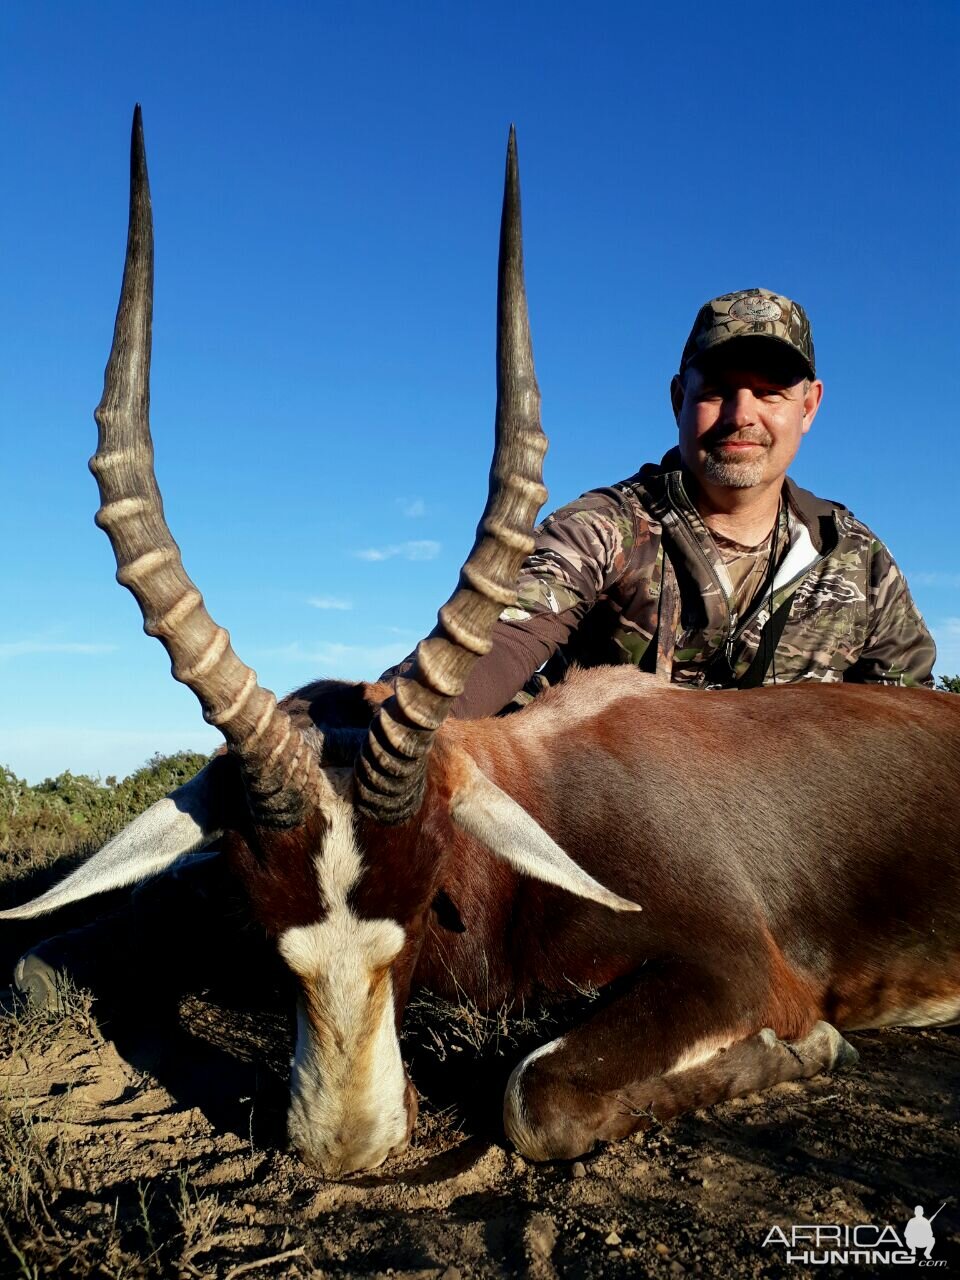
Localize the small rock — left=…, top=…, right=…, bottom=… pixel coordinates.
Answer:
left=604, top=1230, right=622, bottom=1246
left=621, top=1245, right=638, bottom=1259
left=440, top=1268, right=461, bottom=1280
left=241, top=1203, right=256, bottom=1218
left=571, top=1161, right=587, bottom=1179
left=670, top=1263, right=686, bottom=1275
left=655, top=1241, right=671, bottom=1256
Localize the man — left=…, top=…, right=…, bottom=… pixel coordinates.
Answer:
left=430, top=287, right=934, bottom=719
left=904, top=1205, right=940, bottom=1260
left=12, top=288, right=935, bottom=1010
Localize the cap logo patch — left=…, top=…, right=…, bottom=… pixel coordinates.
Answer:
left=729, top=296, right=782, bottom=323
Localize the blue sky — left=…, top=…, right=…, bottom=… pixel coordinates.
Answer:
left=2, top=2, right=958, bottom=782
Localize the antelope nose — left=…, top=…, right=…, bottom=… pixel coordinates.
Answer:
left=298, top=1141, right=389, bottom=1179
left=295, top=1125, right=412, bottom=1178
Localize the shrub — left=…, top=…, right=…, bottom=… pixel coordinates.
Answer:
left=0, top=751, right=210, bottom=861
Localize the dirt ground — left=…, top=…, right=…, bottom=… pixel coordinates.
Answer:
left=1, top=941, right=958, bottom=1280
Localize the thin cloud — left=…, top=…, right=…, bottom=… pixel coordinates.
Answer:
left=397, top=497, right=426, bottom=518
left=353, top=540, right=441, bottom=562
left=307, top=596, right=353, bottom=611
left=912, top=572, right=960, bottom=589
left=0, top=640, right=118, bottom=662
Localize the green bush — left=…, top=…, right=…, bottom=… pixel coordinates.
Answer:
left=938, top=674, right=960, bottom=694
left=0, top=751, right=211, bottom=860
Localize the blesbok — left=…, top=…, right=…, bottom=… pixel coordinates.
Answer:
left=5, top=109, right=960, bottom=1178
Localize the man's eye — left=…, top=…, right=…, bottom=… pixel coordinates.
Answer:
left=759, top=389, right=783, bottom=399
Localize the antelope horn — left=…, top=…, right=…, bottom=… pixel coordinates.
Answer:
left=355, top=126, right=547, bottom=824
left=91, top=107, right=325, bottom=827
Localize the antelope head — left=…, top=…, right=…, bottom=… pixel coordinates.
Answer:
left=1, top=110, right=638, bottom=1176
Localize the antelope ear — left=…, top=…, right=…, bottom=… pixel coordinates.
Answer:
left=448, top=753, right=641, bottom=913
left=0, top=761, right=224, bottom=921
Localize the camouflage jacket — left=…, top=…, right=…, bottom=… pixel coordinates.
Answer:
left=451, top=448, right=935, bottom=718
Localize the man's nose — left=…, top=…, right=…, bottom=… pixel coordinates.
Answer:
left=722, top=388, right=758, bottom=428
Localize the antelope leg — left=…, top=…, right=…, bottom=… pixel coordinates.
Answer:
left=503, top=961, right=856, bottom=1161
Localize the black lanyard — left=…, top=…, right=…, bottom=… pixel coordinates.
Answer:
left=663, top=501, right=790, bottom=688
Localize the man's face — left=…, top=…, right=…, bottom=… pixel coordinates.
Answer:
left=671, top=341, right=823, bottom=492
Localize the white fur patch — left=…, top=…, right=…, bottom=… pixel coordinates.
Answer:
left=664, top=1032, right=738, bottom=1076
left=502, top=1035, right=564, bottom=1161
left=848, top=996, right=960, bottom=1031
left=278, top=791, right=409, bottom=1175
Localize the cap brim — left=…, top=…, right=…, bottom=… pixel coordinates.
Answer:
left=683, top=332, right=815, bottom=380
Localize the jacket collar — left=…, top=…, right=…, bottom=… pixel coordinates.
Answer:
left=632, top=447, right=845, bottom=555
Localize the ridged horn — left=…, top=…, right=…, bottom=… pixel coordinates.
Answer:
left=91, top=107, right=325, bottom=827
left=355, top=126, right=547, bottom=824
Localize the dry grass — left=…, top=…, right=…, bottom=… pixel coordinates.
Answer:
left=0, top=975, right=100, bottom=1058
left=0, top=1163, right=225, bottom=1280
left=0, top=982, right=225, bottom=1280
left=0, top=1097, right=225, bottom=1280
left=404, top=987, right=559, bottom=1064
left=403, top=974, right=601, bottom=1065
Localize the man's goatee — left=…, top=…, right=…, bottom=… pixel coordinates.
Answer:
left=703, top=455, right=766, bottom=488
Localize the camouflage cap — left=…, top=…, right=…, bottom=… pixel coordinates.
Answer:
left=680, top=287, right=816, bottom=378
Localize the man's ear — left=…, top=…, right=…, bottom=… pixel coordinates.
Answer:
left=801, top=378, right=824, bottom=435
left=670, top=373, right=685, bottom=424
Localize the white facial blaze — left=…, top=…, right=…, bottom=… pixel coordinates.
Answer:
left=277, top=793, right=409, bottom=1174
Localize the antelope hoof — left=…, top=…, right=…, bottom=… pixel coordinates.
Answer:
left=832, top=1032, right=860, bottom=1070
left=797, top=1020, right=860, bottom=1073
left=503, top=1040, right=608, bottom=1162
left=14, top=951, right=62, bottom=1012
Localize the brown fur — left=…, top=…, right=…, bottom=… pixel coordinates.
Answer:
left=223, top=668, right=960, bottom=1161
